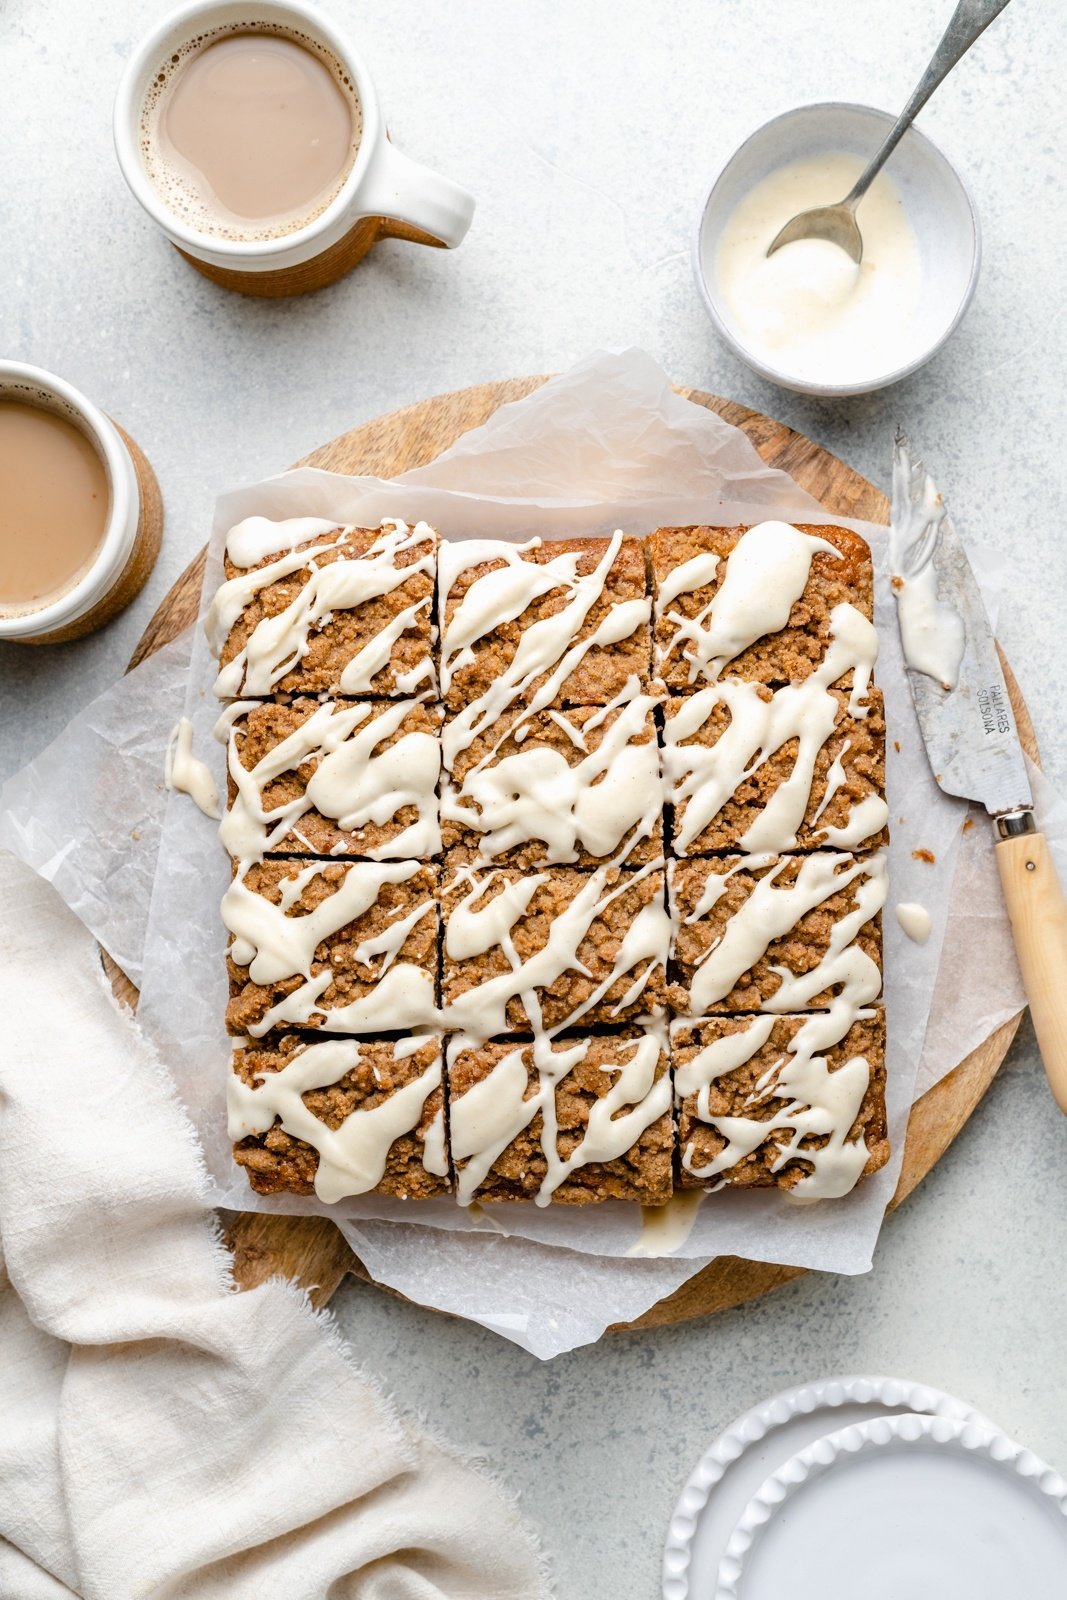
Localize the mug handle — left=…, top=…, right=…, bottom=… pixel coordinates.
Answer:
left=360, top=138, right=475, bottom=249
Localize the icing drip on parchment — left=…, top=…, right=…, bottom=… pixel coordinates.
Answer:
left=673, top=1010, right=877, bottom=1200
left=165, top=716, right=221, bottom=818
left=207, top=518, right=436, bottom=698
left=228, top=1034, right=442, bottom=1202
left=442, top=854, right=672, bottom=1041
left=626, top=1190, right=705, bottom=1257
left=223, top=858, right=438, bottom=1037
left=439, top=531, right=651, bottom=749
left=663, top=602, right=886, bottom=853
left=219, top=697, right=442, bottom=860
left=895, top=901, right=932, bottom=944
left=678, top=850, right=888, bottom=1017
left=657, top=520, right=841, bottom=684
left=448, top=1028, right=670, bottom=1206
left=442, top=681, right=664, bottom=864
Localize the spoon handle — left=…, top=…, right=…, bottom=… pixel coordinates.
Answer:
left=845, top=0, right=1012, bottom=210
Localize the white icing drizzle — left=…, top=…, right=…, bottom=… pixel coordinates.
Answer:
left=448, top=1030, right=670, bottom=1206
left=663, top=602, right=885, bottom=854
left=223, top=858, right=437, bottom=1037
left=442, top=684, right=664, bottom=864
left=658, top=520, right=841, bottom=684
left=206, top=519, right=436, bottom=698
left=439, top=532, right=651, bottom=753
left=165, top=717, right=221, bottom=819
left=675, top=1014, right=777, bottom=1121
left=656, top=551, right=721, bottom=611
left=227, top=1035, right=443, bottom=1202
left=678, top=850, right=888, bottom=1018
left=225, top=515, right=341, bottom=568
left=895, top=901, right=932, bottom=944
left=422, top=1106, right=449, bottom=1177
left=442, top=857, right=671, bottom=1041
left=674, top=1011, right=876, bottom=1200
left=219, top=698, right=441, bottom=861
left=626, top=1191, right=704, bottom=1257
left=890, top=436, right=966, bottom=691
left=206, top=512, right=889, bottom=1210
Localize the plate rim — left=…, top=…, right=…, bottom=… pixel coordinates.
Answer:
left=714, top=1409, right=1067, bottom=1599
left=662, top=1373, right=989, bottom=1600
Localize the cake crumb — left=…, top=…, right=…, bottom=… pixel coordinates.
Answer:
left=912, top=847, right=936, bottom=864
left=962, top=816, right=974, bottom=833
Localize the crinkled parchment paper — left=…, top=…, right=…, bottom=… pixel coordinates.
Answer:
left=1, top=349, right=1045, bottom=1359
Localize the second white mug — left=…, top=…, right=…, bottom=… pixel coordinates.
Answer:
left=113, top=0, right=476, bottom=296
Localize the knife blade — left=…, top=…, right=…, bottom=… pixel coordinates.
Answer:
left=890, top=432, right=1031, bottom=819
left=890, top=432, right=1067, bottom=1113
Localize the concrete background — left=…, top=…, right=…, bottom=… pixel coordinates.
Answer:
left=2, top=1, right=1065, bottom=1593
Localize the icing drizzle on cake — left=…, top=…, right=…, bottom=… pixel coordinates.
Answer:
left=442, top=854, right=671, bottom=1041
left=207, top=518, right=436, bottom=699
left=219, top=697, right=442, bottom=861
left=208, top=516, right=888, bottom=1205
left=673, top=1010, right=877, bottom=1200
left=442, top=681, right=663, bottom=865
left=679, top=850, right=887, bottom=1016
left=228, top=1034, right=443, bottom=1203
left=657, top=520, right=840, bottom=684
left=448, top=1029, right=671, bottom=1206
left=663, top=602, right=887, bottom=854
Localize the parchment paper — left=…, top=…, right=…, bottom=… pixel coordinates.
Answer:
left=0, top=348, right=1040, bottom=1358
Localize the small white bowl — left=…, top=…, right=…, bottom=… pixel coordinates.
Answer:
left=693, top=102, right=982, bottom=397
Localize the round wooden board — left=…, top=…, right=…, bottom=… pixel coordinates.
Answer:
left=122, top=376, right=1038, bottom=1332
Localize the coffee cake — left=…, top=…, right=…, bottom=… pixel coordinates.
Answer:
left=221, top=696, right=442, bottom=860
left=447, top=1028, right=672, bottom=1205
left=672, top=1010, right=888, bottom=1198
left=230, top=1032, right=448, bottom=1202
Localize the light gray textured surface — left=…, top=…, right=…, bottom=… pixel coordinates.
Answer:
left=2, top=1, right=1065, bottom=1595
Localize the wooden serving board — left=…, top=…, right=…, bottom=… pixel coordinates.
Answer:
left=122, top=376, right=1037, bottom=1333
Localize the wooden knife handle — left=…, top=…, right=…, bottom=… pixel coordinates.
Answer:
left=996, top=827, right=1067, bottom=1114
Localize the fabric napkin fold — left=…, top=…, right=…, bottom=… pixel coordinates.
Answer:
left=0, top=853, right=547, bottom=1600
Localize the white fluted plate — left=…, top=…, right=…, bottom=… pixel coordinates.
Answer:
left=662, top=1375, right=990, bottom=1600
left=715, top=1411, right=1067, bottom=1599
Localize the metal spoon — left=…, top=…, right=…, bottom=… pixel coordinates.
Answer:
left=766, top=0, right=1012, bottom=264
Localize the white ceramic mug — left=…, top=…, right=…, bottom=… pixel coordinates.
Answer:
left=0, top=362, right=159, bottom=644
left=113, top=0, right=476, bottom=294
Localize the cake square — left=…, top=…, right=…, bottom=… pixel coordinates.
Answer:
left=222, top=696, right=442, bottom=861
left=224, top=858, right=439, bottom=1037
left=663, top=683, right=888, bottom=856
left=650, top=522, right=874, bottom=689
left=210, top=519, right=436, bottom=699
left=441, top=696, right=664, bottom=868
left=438, top=532, right=652, bottom=717
left=668, top=851, right=886, bottom=1015
left=440, top=859, right=670, bottom=1034
left=671, top=1010, right=888, bottom=1197
left=230, top=1032, right=448, bottom=1201
left=446, top=1028, right=673, bottom=1204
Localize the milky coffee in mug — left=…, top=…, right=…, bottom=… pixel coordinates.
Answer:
left=0, top=363, right=162, bottom=644
left=115, top=2, right=476, bottom=296
left=140, top=26, right=362, bottom=242
left=0, top=401, right=110, bottom=613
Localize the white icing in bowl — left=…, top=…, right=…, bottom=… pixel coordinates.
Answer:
left=693, top=102, right=981, bottom=397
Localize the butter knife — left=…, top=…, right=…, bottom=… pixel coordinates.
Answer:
left=890, top=433, right=1067, bottom=1112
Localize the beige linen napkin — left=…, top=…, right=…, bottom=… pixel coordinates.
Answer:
left=0, top=853, right=548, bottom=1600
